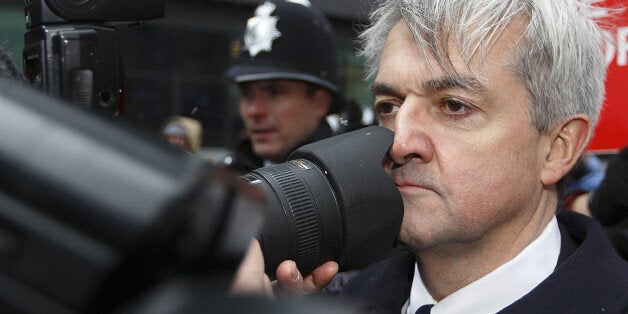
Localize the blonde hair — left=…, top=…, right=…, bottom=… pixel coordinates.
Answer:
left=161, top=116, right=203, bottom=153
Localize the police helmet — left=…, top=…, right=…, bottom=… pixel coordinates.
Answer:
left=226, top=0, right=342, bottom=112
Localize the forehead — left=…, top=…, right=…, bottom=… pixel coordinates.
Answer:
left=376, top=20, right=524, bottom=92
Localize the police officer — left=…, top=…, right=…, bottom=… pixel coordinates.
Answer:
left=222, top=0, right=344, bottom=174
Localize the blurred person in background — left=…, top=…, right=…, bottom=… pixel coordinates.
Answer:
left=221, top=0, right=362, bottom=294
left=566, top=147, right=628, bottom=260
left=220, top=0, right=345, bottom=174
left=161, top=115, right=203, bottom=154
left=562, top=153, right=606, bottom=208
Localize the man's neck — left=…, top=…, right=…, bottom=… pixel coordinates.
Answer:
left=416, top=191, right=558, bottom=301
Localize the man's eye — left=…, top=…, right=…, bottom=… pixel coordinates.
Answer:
left=374, top=101, right=398, bottom=115
left=239, top=86, right=253, bottom=100
left=442, top=99, right=470, bottom=115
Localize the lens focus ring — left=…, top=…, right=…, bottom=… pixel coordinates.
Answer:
left=267, top=163, right=320, bottom=271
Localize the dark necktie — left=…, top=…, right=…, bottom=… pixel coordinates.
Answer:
left=415, top=304, right=434, bottom=314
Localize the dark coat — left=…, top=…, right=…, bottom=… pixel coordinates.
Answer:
left=336, top=210, right=628, bottom=313
left=588, top=147, right=628, bottom=260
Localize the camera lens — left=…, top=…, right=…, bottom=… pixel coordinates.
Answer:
left=242, top=126, right=404, bottom=277
left=242, top=158, right=342, bottom=276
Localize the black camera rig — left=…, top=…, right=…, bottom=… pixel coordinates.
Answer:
left=22, top=0, right=165, bottom=115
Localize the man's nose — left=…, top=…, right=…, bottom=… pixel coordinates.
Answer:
left=387, top=99, right=434, bottom=166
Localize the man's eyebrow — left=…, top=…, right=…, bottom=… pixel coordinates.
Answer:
left=371, top=75, right=487, bottom=98
left=423, top=74, right=486, bottom=93
left=371, top=82, right=402, bottom=97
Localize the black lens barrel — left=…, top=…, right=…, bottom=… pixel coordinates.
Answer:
left=245, top=126, right=404, bottom=276
left=244, top=158, right=342, bottom=276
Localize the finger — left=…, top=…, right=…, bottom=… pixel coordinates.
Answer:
left=302, top=261, right=339, bottom=294
left=275, top=260, right=303, bottom=295
left=261, top=273, right=274, bottom=297
left=230, top=240, right=270, bottom=296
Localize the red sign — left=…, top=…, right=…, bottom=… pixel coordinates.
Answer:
left=589, top=0, right=628, bottom=152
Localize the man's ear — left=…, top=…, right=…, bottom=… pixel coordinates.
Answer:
left=541, top=115, right=591, bottom=185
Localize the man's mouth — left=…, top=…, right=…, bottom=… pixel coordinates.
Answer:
left=393, top=171, right=437, bottom=193
left=250, top=128, right=276, bottom=140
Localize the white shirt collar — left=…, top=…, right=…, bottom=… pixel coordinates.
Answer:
left=405, top=216, right=561, bottom=314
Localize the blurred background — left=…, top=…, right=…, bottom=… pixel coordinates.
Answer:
left=0, top=0, right=376, bottom=161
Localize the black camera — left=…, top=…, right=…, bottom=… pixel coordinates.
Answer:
left=0, top=78, right=404, bottom=312
left=24, top=0, right=165, bottom=29
left=22, top=0, right=165, bottom=115
left=245, top=126, right=404, bottom=276
left=0, top=78, right=265, bottom=312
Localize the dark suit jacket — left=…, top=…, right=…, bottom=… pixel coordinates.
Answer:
left=337, top=210, right=628, bottom=313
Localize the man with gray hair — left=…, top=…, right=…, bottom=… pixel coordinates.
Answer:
left=231, top=0, right=628, bottom=312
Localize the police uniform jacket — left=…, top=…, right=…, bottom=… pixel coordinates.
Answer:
left=222, top=120, right=334, bottom=174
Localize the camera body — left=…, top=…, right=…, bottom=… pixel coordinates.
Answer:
left=0, top=78, right=265, bottom=313
left=23, top=24, right=124, bottom=115
left=24, top=0, right=165, bottom=29
left=22, top=0, right=165, bottom=115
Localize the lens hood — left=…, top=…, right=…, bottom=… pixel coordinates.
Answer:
left=244, top=126, right=404, bottom=275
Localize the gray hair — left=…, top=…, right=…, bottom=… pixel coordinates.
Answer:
left=359, top=0, right=619, bottom=132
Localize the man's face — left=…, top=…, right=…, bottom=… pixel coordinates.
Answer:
left=238, top=79, right=329, bottom=162
left=375, top=21, right=549, bottom=252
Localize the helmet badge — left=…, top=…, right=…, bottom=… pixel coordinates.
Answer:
left=287, top=0, right=311, bottom=7
left=244, top=1, right=282, bottom=57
